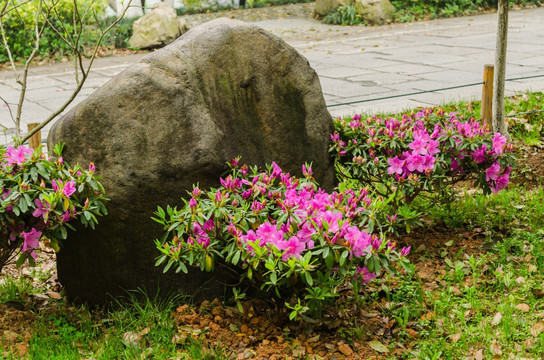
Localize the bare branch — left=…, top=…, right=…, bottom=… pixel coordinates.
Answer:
left=21, top=0, right=134, bottom=144
left=0, top=95, right=14, bottom=124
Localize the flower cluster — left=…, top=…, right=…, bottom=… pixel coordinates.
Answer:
left=0, top=144, right=107, bottom=270
left=330, top=108, right=516, bottom=210
left=154, top=160, right=411, bottom=318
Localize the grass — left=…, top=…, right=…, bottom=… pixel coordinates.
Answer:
left=0, top=290, right=230, bottom=359
left=2, top=91, right=544, bottom=359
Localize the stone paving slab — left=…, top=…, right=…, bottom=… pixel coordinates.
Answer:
left=1, top=6, right=544, bottom=144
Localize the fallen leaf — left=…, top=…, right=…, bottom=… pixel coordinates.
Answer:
left=367, top=340, right=389, bottom=353
left=528, top=264, right=538, bottom=273
left=338, top=343, right=353, bottom=356
left=516, top=276, right=526, bottom=284
left=516, top=303, right=530, bottom=312
left=531, top=321, right=544, bottom=337
left=450, top=332, right=461, bottom=343
left=47, top=291, right=61, bottom=299
left=474, top=349, right=484, bottom=360
left=3, top=330, right=19, bottom=343
left=490, top=341, right=502, bottom=355
left=122, top=331, right=142, bottom=348
left=420, top=311, right=435, bottom=321
left=491, top=312, right=502, bottom=326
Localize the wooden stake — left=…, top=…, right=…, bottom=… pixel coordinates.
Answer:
left=481, top=64, right=494, bottom=130
left=27, top=123, right=41, bottom=150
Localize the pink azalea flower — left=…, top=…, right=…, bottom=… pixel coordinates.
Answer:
left=356, top=266, right=376, bottom=284
left=256, top=222, right=284, bottom=247
left=189, top=198, right=197, bottom=209
left=490, top=166, right=511, bottom=193
left=471, top=144, right=487, bottom=164
left=62, top=211, right=71, bottom=222
left=492, top=133, right=507, bottom=155
left=400, top=246, right=411, bottom=257
left=422, top=155, right=436, bottom=172
left=485, top=162, right=501, bottom=181
left=302, top=164, right=313, bottom=177
left=387, top=156, right=405, bottom=175
left=32, top=198, right=50, bottom=219
left=276, top=236, right=305, bottom=261
left=63, top=180, right=76, bottom=198
left=21, top=228, right=42, bottom=258
left=409, top=140, right=427, bottom=155
left=271, top=162, right=282, bottom=178
left=4, top=145, right=33, bottom=166
left=426, top=140, right=440, bottom=156
left=88, top=162, right=96, bottom=172
left=406, top=154, right=425, bottom=173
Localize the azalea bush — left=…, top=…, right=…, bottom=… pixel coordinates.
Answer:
left=330, top=108, right=516, bottom=218
left=0, top=143, right=107, bottom=272
left=154, top=160, right=411, bottom=319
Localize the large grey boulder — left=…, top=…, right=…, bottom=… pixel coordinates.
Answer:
left=48, top=18, right=335, bottom=304
left=129, top=2, right=187, bottom=49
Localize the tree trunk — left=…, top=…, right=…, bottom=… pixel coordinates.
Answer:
left=492, top=0, right=509, bottom=138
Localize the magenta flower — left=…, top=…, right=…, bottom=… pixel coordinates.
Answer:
left=32, top=198, right=50, bottom=219
left=276, top=236, right=305, bottom=261
left=485, top=162, right=501, bottom=181
left=490, top=166, right=511, bottom=193
left=400, top=246, right=411, bottom=257
left=409, top=140, right=427, bottom=155
left=61, top=211, right=71, bottom=222
left=189, top=198, right=197, bottom=209
left=256, top=222, right=285, bottom=247
left=422, top=155, right=436, bottom=172
left=356, top=266, right=377, bottom=284
left=271, top=162, right=282, bottom=179
left=471, top=144, right=487, bottom=164
left=88, top=162, right=96, bottom=172
left=426, top=140, right=440, bottom=156
left=302, top=164, right=313, bottom=177
left=63, top=180, right=76, bottom=198
left=387, top=156, right=405, bottom=175
left=406, top=154, right=425, bottom=173
left=4, top=145, right=33, bottom=166
left=492, top=133, right=507, bottom=155
left=21, top=228, right=42, bottom=258
left=192, top=187, right=201, bottom=198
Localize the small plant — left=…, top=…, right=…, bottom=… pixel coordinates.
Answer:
left=0, top=144, right=107, bottom=272
left=323, top=5, right=365, bottom=25
left=154, top=160, right=411, bottom=319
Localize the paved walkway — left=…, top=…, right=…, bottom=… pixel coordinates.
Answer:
left=1, top=6, right=544, bottom=144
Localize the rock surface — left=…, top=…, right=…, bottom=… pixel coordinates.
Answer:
left=314, top=0, right=350, bottom=17
left=48, top=18, right=334, bottom=304
left=355, top=0, right=394, bottom=25
left=129, top=2, right=187, bottom=49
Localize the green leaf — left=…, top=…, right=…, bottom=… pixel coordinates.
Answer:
left=60, top=226, right=67, bottom=240
left=176, top=262, right=188, bottom=274
left=232, top=250, right=241, bottom=265
left=304, top=272, right=313, bottom=286
left=154, top=253, right=166, bottom=265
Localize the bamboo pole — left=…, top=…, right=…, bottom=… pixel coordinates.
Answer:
left=27, top=123, right=41, bottom=150
left=481, top=64, right=494, bottom=130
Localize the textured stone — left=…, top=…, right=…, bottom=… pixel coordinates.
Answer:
left=355, top=0, right=395, bottom=25
left=314, top=0, right=351, bottom=17
left=129, top=2, right=187, bottom=49
left=47, top=18, right=334, bottom=304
